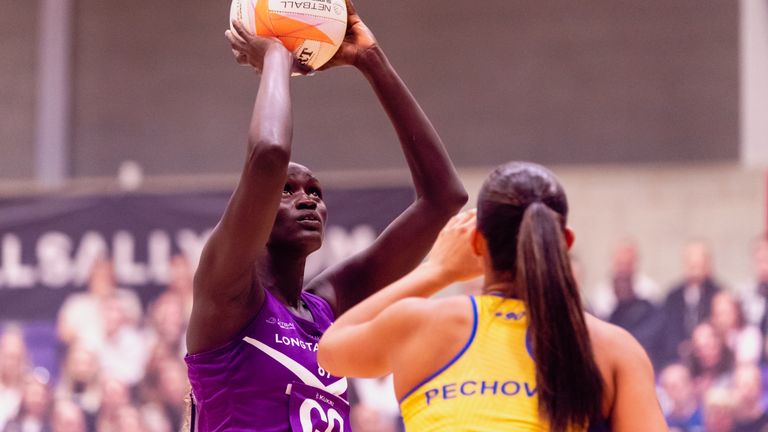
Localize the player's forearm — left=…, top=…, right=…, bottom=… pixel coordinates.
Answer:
left=246, top=47, right=294, bottom=158
left=356, top=47, right=467, bottom=208
left=332, top=262, right=450, bottom=328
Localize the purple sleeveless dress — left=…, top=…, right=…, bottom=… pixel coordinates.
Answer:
left=185, top=289, right=350, bottom=432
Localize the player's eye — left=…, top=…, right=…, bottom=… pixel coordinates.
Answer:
left=308, top=188, right=322, bottom=199
left=282, top=185, right=292, bottom=196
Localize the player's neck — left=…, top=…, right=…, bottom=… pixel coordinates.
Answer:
left=259, top=252, right=307, bottom=307
left=482, top=272, right=521, bottom=299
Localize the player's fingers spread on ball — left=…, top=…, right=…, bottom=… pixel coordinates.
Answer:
left=316, top=57, right=344, bottom=71
left=344, top=0, right=357, bottom=16
left=292, top=61, right=313, bottom=76
left=228, top=44, right=246, bottom=60
left=225, top=30, right=246, bottom=50
left=232, top=20, right=254, bottom=42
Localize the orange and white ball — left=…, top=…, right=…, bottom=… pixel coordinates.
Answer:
left=230, top=0, right=347, bottom=70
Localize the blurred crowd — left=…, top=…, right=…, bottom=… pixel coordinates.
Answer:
left=586, top=237, right=768, bottom=432
left=0, top=236, right=766, bottom=432
left=0, top=252, right=405, bottom=432
left=0, top=255, right=192, bottom=432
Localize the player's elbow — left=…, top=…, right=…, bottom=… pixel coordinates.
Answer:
left=446, top=186, right=469, bottom=211
left=435, top=179, right=469, bottom=209
left=245, top=140, right=291, bottom=173
left=420, top=186, right=468, bottom=221
left=317, top=334, right=344, bottom=376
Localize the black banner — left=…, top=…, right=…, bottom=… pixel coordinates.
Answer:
left=0, top=187, right=414, bottom=320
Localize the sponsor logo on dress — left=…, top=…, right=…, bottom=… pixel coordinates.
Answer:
left=494, top=310, right=526, bottom=321
left=266, top=317, right=296, bottom=330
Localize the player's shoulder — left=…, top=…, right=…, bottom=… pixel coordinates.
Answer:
left=388, top=296, right=475, bottom=357
left=379, top=296, right=473, bottom=341
left=385, top=295, right=471, bottom=322
left=586, top=314, right=639, bottom=348
left=585, top=313, right=652, bottom=369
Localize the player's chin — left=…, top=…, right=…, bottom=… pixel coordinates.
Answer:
left=295, top=230, right=323, bottom=252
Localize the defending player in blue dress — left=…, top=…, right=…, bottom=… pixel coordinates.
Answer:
left=319, top=163, right=668, bottom=431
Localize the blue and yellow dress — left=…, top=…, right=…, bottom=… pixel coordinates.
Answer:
left=399, top=295, right=608, bottom=431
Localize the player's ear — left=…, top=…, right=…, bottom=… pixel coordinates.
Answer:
left=472, top=229, right=487, bottom=257
left=564, top=227, right=575, bottom=250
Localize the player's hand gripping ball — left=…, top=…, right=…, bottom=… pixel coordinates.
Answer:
left=230, top=0, right=347, bottom=71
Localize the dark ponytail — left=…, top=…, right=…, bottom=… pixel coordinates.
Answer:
left=516, top=202, right=603, bottom=430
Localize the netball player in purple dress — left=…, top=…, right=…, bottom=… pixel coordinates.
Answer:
left=184, top=2, right=467, bottom=431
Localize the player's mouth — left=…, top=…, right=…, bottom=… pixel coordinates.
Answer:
left=296, top=212, right=322, bottom=229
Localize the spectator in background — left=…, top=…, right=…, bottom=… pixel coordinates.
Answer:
left=350, top=404, right=397, bottom=432
left=0, top=327, right=31, bottom=430
left=591, top=239, right=661, bottom=318
left=57, top=258, right=142, bottom=349
left=703, top=387, right=736, bottom=432
left=50, top=401, right=85, bottom=432
left=94, top=378, right=131, bottom=432
left=660, top=241, right=722, bottom=366
left=144, top=292, right=186, bottom=360
left=732, top=364, right=768, bottom=432
left=55, top=345, right=100, bottom=430
left=139, top=358, right=186, bottom=432
left=166, top=255, right=193, bottom=320
left=152, top=359, right=186, bottom=430
left=113, top=406, right=147, bottom=432
left=349, top=376, right=403, bottom=432
left=659, top=363, right=704, bottom=432
left=139, top=291, right=188, bottom=432
left=710, top=291, right=763, bottom=365
left=607, top=273, right=661, bottom=360
left=97, top=297, right=147, bottom=387
left=688, top=323, right=734, bottom=395
left=741, top=237, right=768, bottom=353
left=3, top=374, right=51, bottom=432
left=139, top=405, right=172, bottom=432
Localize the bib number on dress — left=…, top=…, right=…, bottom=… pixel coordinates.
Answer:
left=288, top=382, right=349, bottom=432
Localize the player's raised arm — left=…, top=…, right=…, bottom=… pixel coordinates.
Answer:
left=318, top=211, right=482, bottom=376
left=187, top=24, right=297, bottom=354
left=307, top=0, right=468, bottom=314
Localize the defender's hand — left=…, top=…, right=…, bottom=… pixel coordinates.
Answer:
left=423, top=210, right=484, bottom=283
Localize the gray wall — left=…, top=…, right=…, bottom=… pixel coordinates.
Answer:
left=0, top=0, right=38, bottom=179
left=1, top=0, right=740, bottom=179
